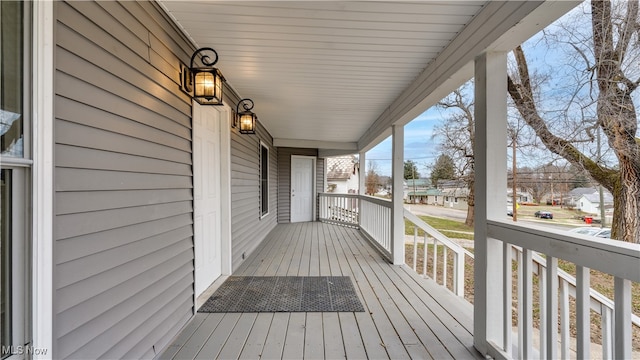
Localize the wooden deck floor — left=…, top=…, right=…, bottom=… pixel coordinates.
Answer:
left=160, top=222, right=483, bottom=359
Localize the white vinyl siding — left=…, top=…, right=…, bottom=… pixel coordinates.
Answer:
left=228, top=91, right=277, bottom=271
left=53, top=1, right=195, bottom=358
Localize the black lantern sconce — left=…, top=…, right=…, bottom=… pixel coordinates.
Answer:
left=234, top=98, right=257, bottom=134
left=182, top=47, right=225, bottom=105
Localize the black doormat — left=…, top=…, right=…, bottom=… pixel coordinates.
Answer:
left=198, top=276, right=364, bottom=313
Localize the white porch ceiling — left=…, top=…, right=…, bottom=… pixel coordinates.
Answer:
left=158, top=1, right=579, bottom=151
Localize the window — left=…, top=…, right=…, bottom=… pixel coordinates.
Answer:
left=1, top=1, right=24, bottom=158
left=1, top=2, right=28, bottom=356
left=1, top=170, right=12, bottom=351
left=260, top=142, right=269, bottom=217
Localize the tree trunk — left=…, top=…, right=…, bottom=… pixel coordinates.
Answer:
left=591, top=0, right=640, bottom=243
left=465, top=176, right=475, bottom=227
left=508, top=38, right=640, bottom=242
left=612, top=161, right=640, bottom=242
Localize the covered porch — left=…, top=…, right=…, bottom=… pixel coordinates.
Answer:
left=160, top=221, right=481, bottom=359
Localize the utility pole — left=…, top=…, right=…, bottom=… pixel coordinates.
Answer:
left=412, top=167, right=417, bottom=204
left=597, top=128, right=606, bottom=227
left=550, top=173, right=554, bottom=207
left=512, top=131, right=518, bottom=222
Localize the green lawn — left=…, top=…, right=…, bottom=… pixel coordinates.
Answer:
left=405, top=215, right=474, bottom=240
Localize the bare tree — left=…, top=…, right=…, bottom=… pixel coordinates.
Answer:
left=435, top=86, right=476, bottom=226
left=508, top=1, right=640, bottom=242
left=365, top=160, right=380, bottom=196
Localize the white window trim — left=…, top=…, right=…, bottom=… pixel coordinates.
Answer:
left=259, top=141, right=269, bottom=219
left=32, top=1, right=54, bottom=358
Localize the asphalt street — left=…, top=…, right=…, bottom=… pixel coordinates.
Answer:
left=404, top=203, right=577, bottom=231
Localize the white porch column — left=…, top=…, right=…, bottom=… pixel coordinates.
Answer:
left=391, top=124, right=405, bottom=265
left=474, top=52, right=508, bottom=356
left=33, top=1, right=55, bottom=358
left=359, top=150, right=366, bottom=195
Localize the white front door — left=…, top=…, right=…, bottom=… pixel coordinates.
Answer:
left=291, top=156, right=314, bottom=222
left=193, top=102, right=222, bottom=297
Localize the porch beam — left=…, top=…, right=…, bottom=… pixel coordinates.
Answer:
left=274, top=138, right=357, bottom=151
left=391, top=124, right=405, bottom=265
left=473, top=51, right=508, bottom=357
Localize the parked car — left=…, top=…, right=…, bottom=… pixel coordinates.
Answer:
left=567, top=227, right=611, bottom=238
left=534, top=210, right=553, bottom=219
left=507, top=206, right=513, bottom=217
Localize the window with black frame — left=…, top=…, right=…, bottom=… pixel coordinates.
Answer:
left=260, top=143, right=269, bottom=217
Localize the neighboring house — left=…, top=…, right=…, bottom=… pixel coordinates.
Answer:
left=403, top=178, right=431, bottom=202
left=438, top=179, right=466, bottom=190
left=437, top=180, right=469, bottom=210
left=578, top=192, right=614, bottom=214
left=326, top=156, right=359, bottom=194
left=443, top=187, right=470, bottom=210
left=507, top=188, right=533, bottom=204
left=407, top=188, right=444, bottom=205
left=567, top=187, right=600, bottom=207
left=6, top=2, right=626, bottom=360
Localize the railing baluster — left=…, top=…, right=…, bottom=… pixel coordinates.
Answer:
left=454, top=249, right=464, bottom=297
left=539, top=264, right=547, bottom=358
left=503, top=242, right=512, bottom=355
left=546, top=256, right=558, bottom=360
left=423, top=233, right=428, bottom=276
left=522, top=249, right=533, bottom=359
left=614, top=277, right=631, bottom=360
left=413, top=226, right=418, bottom=271
left=432, top=238, right=438, bottom=281
left=576, top=265, right=591, bottom=359
left=517, top=249, right=524, bottom=360
left=443, top=246, right=448, bottom=289
left=560, top=279, right=570, bottom=359
left=602, top=307, right=612, bottom=359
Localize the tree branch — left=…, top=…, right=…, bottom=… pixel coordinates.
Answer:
left=507, top=73, right=617, bottom=191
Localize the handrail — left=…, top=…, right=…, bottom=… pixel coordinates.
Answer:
left=403, top=209, right=468, bottom=296
left=403, top=210, right=464, bottom=252
left=487, top=220, right=640, bottom=281
left=403, top=210, right=639, bottom=359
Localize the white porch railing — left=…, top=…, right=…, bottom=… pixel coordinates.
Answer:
left=403, top=209, right=470, bottom=297
left=485, top=221, right=639, bottom=359
left=318, top=193, right=392, bottom=260
left=401, top=211, right=640, bottom=359
left=319, top=194, right=639, bottom=358
left=405, top=217, right=640, bottom=359
left=318, top=193, right=359, bottom=227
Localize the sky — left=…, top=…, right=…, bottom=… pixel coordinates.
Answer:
left=364, top=108, right=441, bottom=177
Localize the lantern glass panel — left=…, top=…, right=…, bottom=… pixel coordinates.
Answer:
left=240, top=114, right=254, bottom=132
left=194, top=71, right=215, bottom=98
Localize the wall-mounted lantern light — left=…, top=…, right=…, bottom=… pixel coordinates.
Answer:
left=234, top=98, right=257, bottom=134
left=182, top=47, right=225, bottom=105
